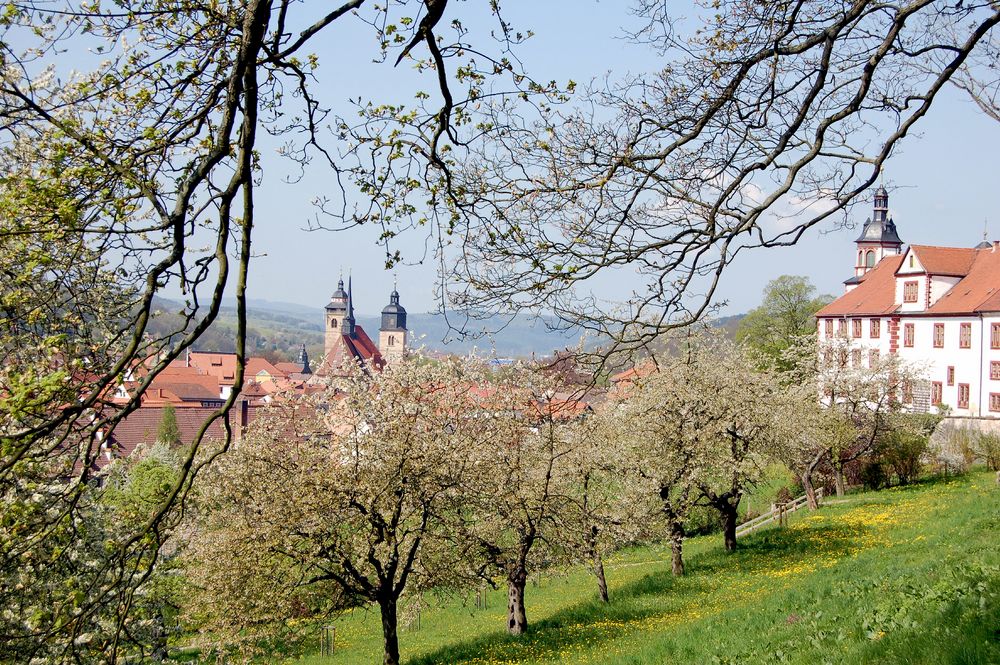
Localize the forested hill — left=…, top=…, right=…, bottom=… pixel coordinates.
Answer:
left=145, top=297, right=744, bottom=362
left=146, top=297, right=590, bottom=361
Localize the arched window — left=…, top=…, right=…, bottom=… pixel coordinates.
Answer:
left=857, top=250, right=863, bottom=265
left=388, top=335, right=395, bottom=346
left=865, top=250, right=875, bottom=268
left=330, top=318, right=338, bottom=329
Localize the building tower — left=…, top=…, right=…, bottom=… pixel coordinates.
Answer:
left=846, top=185, right=904, bottom=288
left=324, top=276, right=349, bottom=363
left=299, top=343, right=312, bottom=375
left=975, top=220, right=992, bottom=249
left=378, top=284, right=408, bottom=363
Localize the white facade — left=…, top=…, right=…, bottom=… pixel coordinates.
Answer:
left=816, top=191, right=1000, bottom=418
left=819, top=312, right=1000, bottom=416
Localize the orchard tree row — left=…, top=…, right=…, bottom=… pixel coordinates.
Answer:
left=176, top=331, right=922, bottom=665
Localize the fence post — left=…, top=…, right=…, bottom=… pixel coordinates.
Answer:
left=320, top=625, right=335, bottom=656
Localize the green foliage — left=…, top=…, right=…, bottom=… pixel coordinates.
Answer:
left=736, top=275, right=833, bottom=368
left=859, top=460, right=888, bottom=491
left=157, top=404, right=182, bottom=447
left=879, top=434, right=928, bottom=487
left=870, top=413, right=941, bottom=487
left=0, top=445, right=183, bottom=663
left=977, top=433, right=1000, bottom=471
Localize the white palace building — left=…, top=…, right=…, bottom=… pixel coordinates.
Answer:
left=815, top=186, right=1000, bottom=419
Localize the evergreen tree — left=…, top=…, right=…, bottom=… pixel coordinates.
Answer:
left=156, top=404, right=181, bottom=447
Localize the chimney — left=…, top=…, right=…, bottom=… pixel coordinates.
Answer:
left=993, top=240, right=998, bottom=252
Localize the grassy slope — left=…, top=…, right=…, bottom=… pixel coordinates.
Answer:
left=301, top=471, right=999, bottom=665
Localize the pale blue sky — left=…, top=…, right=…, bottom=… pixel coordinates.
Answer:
left=243, top=2, right=1000, bottom=318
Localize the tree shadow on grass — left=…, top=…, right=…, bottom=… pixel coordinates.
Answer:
left=407, top=522, right=869, bottom=664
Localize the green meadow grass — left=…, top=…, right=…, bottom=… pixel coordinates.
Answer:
left=293, top=471, right=999, bottom=665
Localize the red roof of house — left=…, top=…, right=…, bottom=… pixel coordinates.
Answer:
left=927, top=247, right=1000, bottom=314
left=107, top=404, right=248, bottom=460
left=528, top=398, right=593, bottom=421
left=274, top=361, right=304, bottom=375
left=817, top=245, right=1000, bottom=317
left=909, top=245, right=978, bottom=276
left=814, top=255, right=905, bottom=317
left=320, top=325, right=383, bottom=374
left=148, top=367, right=221, bottom=401
left=188, top=351, right=238, bottom=385
left=246, top=357, right=285, bottom=379
left=610, top=362, right=657, bottom=385
left=240, top=381, right=269, bottom=398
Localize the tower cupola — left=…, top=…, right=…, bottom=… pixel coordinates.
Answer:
left=378, top=282, right=408, bottom=362
left=326, top=277, right=348, bottom=313
left=380, top=289, right=407, bottom=331
left=848, top=183, right=904, bottom=287
left=873, top=185, right=889, bottom=223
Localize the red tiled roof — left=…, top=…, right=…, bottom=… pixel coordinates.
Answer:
left=320, top=325, right=383, bottom=374
left=246, top=357, right=285, bottom=379
left=927, top=247, right=1000, bottom=314
left=240, top=381, right=269, bottom=398
left=814, top=255, right=905, bottom=317
left=107, top=404, right=246, bottom=460
left=610, top=362, right=656, bottom=384
left=909, top=245, right=978, bottom=276
left=274, top=362, right=303, bottom=375
left=528, top=398, right=593, bottom=421
left=147, top=368, right=221, bottom=402
left=188, top=351, right=238, bottom=385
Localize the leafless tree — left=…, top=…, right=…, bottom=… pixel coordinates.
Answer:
left=347, top=1, right=1000, bottom=372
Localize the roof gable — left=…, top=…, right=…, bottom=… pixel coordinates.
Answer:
left=904, top=245, right=978, bottom=277
left=815, top=255, right=904, bottom=317
left=321, top=325, right=384, bottom=375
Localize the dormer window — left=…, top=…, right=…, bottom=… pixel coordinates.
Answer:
left=903, top=280, right=919, bottom=303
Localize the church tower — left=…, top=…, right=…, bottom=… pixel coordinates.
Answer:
left=846, top=185, right=904, bottom=290
left=378, top=285, right=407, bottom=363
left=324, top=277, right=350, bottom=363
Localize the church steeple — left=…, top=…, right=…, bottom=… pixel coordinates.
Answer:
left=299, top=343, right=312, bottom=374
left=848, top=183, right=904, bottom=286
left=378, top=279, right=407, bottom=362
left=341, top=275, right=356, bottom=336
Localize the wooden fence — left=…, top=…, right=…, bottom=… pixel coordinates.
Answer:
left=735, top=488, right=823, bottom=540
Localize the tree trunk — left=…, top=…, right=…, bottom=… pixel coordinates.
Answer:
left=150, top=607, right=167, bottom=663
left=834, top=461, right=846, bottom=497
left=802, top=472, right=818, bottom=510
left=721, top=501, right=739, bottom=551
left=592, top=549, right=609, bottom=603
left=507, top=569, right=528, bottom=635
left=378, top=595, right=400, bottom=665
left=669, top=522, right=685, bottom=576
